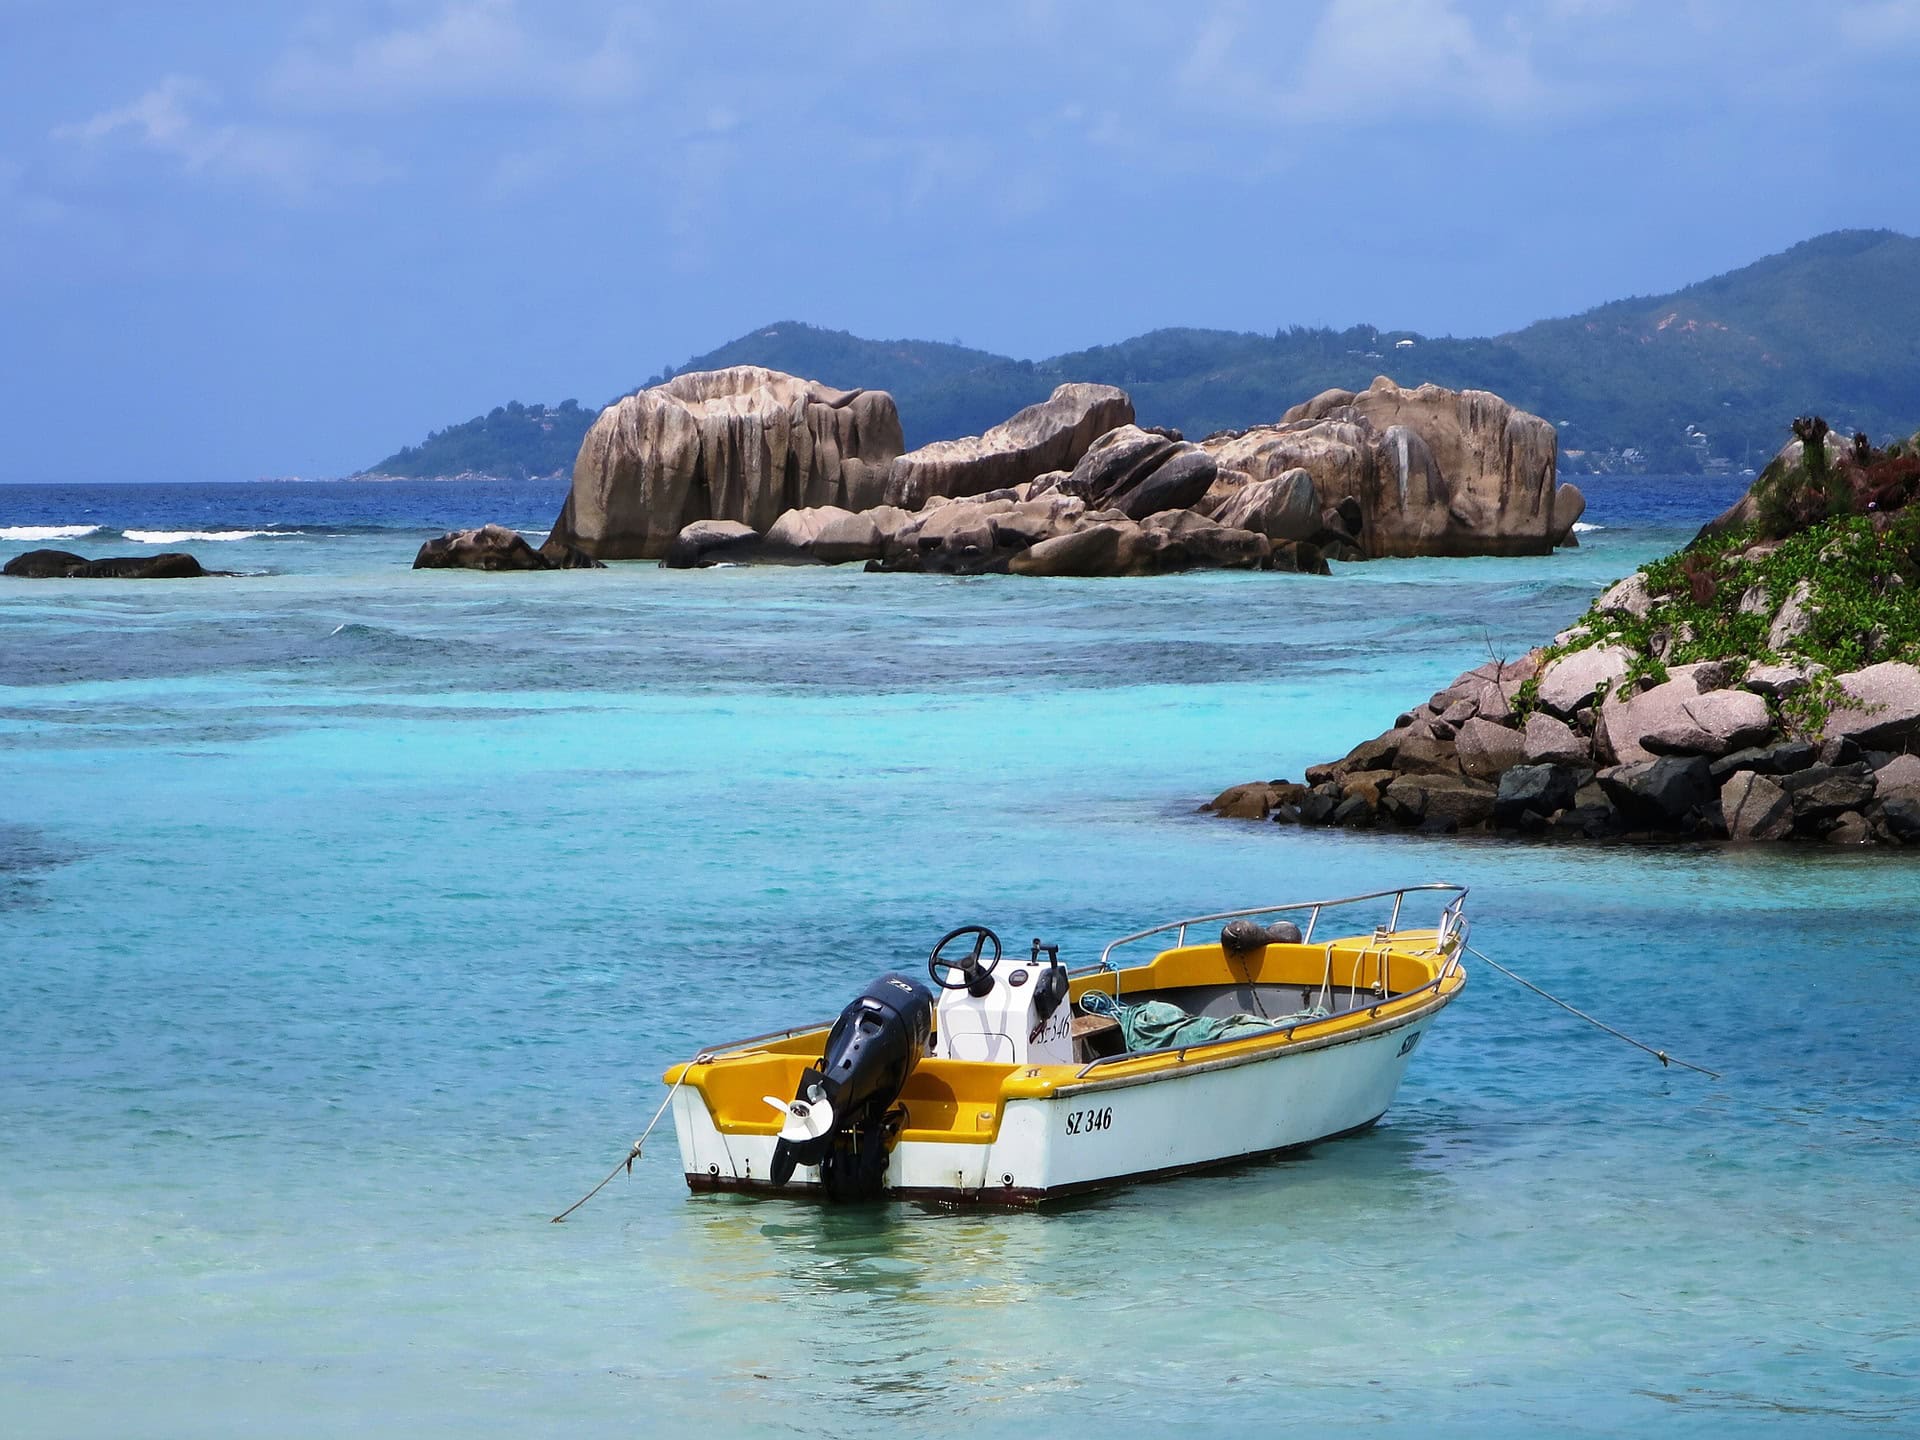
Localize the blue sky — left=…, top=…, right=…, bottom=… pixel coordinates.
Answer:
left=5, top=0, right=1920, bottom=482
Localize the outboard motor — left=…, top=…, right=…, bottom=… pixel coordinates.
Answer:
left=766, top=972, right=933, bottom=1201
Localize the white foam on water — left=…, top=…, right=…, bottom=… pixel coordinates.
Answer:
left=0, top=525, right=103, bottom=541
left=1571, top=521, right=1602, bottom=533
left=122, top=529, right=304, bottom=543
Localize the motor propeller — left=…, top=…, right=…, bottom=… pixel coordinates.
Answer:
left=766, top=971, right=933, bottom=1197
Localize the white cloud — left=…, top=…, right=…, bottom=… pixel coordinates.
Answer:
left=1182, top=0, right=1546, bottom=126
left=53, top=75, right=392, bottom=199
left=272, top=0, right=647, bottom=109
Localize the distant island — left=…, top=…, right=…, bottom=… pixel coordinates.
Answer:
left=363, top=229, right=1920, bottom=481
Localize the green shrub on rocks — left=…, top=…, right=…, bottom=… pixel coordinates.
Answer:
left=1519, top=425, right=1920, bottom=732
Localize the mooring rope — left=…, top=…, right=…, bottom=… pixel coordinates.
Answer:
left=1466, top=944, right=1720, bottom=1080
left=550, top=1052, right=710, bottom=1223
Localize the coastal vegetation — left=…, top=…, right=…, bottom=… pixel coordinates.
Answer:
left=365, top=230, right=1920, bottom=480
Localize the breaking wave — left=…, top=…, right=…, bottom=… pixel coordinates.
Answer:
left=0, top=525, right=104, bottom=542
left=122, top=529, right=306, bottom=544
left=1571, top=522, right=1602, bottom=533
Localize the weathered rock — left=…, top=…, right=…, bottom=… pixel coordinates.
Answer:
left=1766, top=579, right=1816, bottom=653
left=1379, top=776, right=1428, bottom=824
left=1823, top=662, right=1920, bottom=750
left=1113, top=448, right=1218, bottom=521
left=1602, top=678, right=1773, bottom=764
left=1207, top=782, right=1285, bottom=820
left=1456, top=716, right=1527, bottom=781
left=1331, top=794, right=1374, bottom=827
left=989, top=496, right=1084, bottom=549
left=543, top=539, right=604, bottom=569
left=1549, top=483, right=1586, bottom=545
left=1494, top=764, right=1579, bottom=827
left=811, top=509, right=895, bottom=564
left=1058, top=426, right=1177, bottom=505
left=886, top=384, right=1133, bottom=509
left=414, top=524, right=567, bottom=571
left=1595, top=572, right=1654, bottom=620
left=1393, top=730, right=1462, bottom=775
left=1870, top=752, right=1920, bottom=802
left=1341, top=733, right=1400, bottom=774
left=1709, top=741, right=1817, bottom=780
left=1872, top=794, right=1920, bottom=841
left=1819, top=736, right=1868, bottom=769
left=3, top=548, right=89, bottom=578
left=764, top=506, right=858, bottom=558
left=1536, top=644, right=1633, bottom=717
left=1139, top=513, right=1271, bottom=571
left=1597, top=756, right=1715, bottom=826
left=1409, top=774, right=1497, bottom=828
left=1007, top=521, right=1149, bottom=578
left=1522, top=712, right=1589, bottom=766
left=1827, top=811, right=1872, bottom=845
left=1780, top=762, right=1876, bottom=830
left=1720, top=771, right=1793, bottom=841
left=1269, top=540, right=1330, bottom=575
left=660, top=519, right=761, bottom=569
left=549, top=367, right=903, bottom=560
left=1340, top=768, right=1398, bottom=807
left=907, top=504, right=1004, bottom=573
left=79, top=552, right=215, bottom=579
left=1267, top=376, right=1563, bottom=557
left=1551, top=804, right=1623, bottom=839
left=1668, top=660, right=1736, bottom=693
left=1204, top=468, right=1320, bottom=541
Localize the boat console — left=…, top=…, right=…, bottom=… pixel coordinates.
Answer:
left=926, top=926, right=1073, bottom=1065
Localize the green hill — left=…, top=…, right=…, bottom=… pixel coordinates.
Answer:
left=365, top=398, right=591, bottom=481
left=364, top=229, right=1920, bottom=478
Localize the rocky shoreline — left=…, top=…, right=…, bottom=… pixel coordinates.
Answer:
left=1205, top=421, right=1920, bottom=847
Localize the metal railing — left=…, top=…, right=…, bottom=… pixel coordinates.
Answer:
left=1095, top=883, right=1468, bottom=970
left=1072, top=883, right=1470, bottom=1077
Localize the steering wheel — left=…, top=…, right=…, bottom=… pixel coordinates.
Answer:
left=928, top=925, right=1003, bottom=992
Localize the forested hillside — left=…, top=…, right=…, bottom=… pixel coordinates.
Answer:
left=365, top=230, right=1920, bottom=478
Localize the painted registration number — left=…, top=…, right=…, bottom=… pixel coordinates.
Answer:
left=1064, top=1106, right=1113, bottom=1136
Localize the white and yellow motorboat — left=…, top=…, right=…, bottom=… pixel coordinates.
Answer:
left=663, top=884, right=1468, bottom=1206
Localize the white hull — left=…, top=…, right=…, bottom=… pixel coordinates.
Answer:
left=673, top=998, right=1446, bottom=1205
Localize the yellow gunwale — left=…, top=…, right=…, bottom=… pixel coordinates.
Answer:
left=664, top=929, right=1464, bottom=1147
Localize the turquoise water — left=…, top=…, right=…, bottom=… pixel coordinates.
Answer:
left=3, top=484, right=1916, bottom=1436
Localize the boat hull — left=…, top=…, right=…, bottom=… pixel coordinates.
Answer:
left=673, top=991, right=1452, bottom=1206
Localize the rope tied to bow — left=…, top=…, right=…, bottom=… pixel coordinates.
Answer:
left=1466, top=944, right=1720, bottom=1080
left=550, top=1051, right=711, bottom=1223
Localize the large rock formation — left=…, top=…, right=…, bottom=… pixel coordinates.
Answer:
left=1201, top=376, right=1579, bottom=558
left=544, top=367, right=904, bottom=561
left=530, top=365, right=1573, bottom=576
left=883, top=383, right=1132, bottom=509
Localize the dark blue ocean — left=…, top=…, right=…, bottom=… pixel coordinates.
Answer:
left=4, top=473, right=1916, bottom=1437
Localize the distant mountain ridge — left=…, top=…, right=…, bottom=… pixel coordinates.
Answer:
left=365, top=229, right=1920, bottom=479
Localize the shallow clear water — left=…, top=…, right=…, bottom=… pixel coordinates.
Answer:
left=3, top=477, right=1915, bottom=1436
